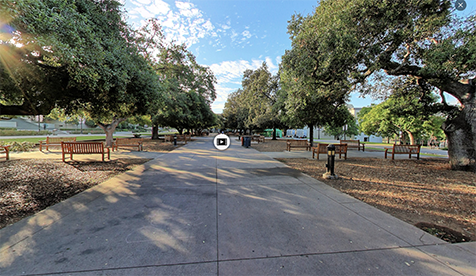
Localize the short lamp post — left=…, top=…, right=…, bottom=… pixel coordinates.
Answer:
left=173, top=134, right=177, bottom=146
left=323, top=144, right=338, bottom=179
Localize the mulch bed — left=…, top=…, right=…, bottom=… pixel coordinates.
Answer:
left=0, top=158, right=151, bottom=229
left=0, top=139, right=187, bottom=229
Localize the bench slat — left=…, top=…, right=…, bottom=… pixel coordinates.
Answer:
left=61, top=142, right=109, bottom=162
left=312, top=143, right=347, bottom=160
left=286, top=140, right=311, bottom=151
left=384, top=144, right=421, bottom=160
left=114, top=138, right=143, bottom=151
left=40, top=137, right=77, bottom=151
left=340, top=140, right=365, bottom=151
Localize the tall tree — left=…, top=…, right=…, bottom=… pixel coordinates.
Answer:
left=288, top=0, right=475, bottom=171
left=359, top=77, right=444, bottom=144
left=279, top=58, right=350, bottom=147
left=151, top=43, right=216, bottom=136
left=241, top=62, right=283, bottom=138
left=222, top=89, right=249, bottom=134
left=0, top=0, right=162, bottom=146
left=323, top=106, right=360, bottom=140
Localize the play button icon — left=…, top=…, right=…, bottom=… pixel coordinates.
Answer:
left=214, top=134, right=230, bottom=151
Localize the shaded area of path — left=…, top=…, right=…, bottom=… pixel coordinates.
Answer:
left=0, top=137, right=474, bottom=275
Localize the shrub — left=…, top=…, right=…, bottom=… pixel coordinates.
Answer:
left=0, top=129, right=51, bottom=136
left=0, top=141, right=36, bottom=152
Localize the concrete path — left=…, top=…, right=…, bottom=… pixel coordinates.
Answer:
left=1, top=137, right=474, bottom=275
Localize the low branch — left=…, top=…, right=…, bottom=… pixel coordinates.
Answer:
left=382, top=61, right=473, bottom=102
left=0, top=103, right=49, bottom=115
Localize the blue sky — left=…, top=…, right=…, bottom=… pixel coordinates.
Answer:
left=122, top=0, right=475, bottom=113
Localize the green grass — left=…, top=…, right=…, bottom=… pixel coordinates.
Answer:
left=0, top=132, right=174, bottom=144
left=0, top=136, right=129, bottom=144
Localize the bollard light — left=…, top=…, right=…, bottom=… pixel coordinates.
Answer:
left=327, top=144, right=336, bottom=157
left=173, top=134, right=177, bottom=146
left=323, top=144, right=338, bottom=179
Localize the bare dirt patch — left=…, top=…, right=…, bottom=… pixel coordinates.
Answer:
left=131, top=139, right=186, bottom=152
left=0, top=139, right=184, bottom=230
left=251, top=138, right=288, bottom=152
left=0, top=158, right=151, bottom=229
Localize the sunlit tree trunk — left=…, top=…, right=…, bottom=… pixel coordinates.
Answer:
left=97, top=118, right=126, bottom=148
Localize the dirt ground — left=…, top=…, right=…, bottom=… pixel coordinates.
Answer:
left=253, top=139, right=476, bottom=243
left=0, top=140, right=180, bottom=229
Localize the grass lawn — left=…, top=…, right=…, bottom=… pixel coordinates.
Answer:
left=0, top=136, right=127, bottom=144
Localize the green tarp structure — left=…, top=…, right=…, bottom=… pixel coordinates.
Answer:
left=262, top=129, right=283, bottom=138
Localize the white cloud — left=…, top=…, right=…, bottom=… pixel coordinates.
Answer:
left=208, top=57, right=280, bottom=113
left=230, top=30, right=238, bottom=42
left=128, top=0, right=216, bottom=47
left=242, top=30, right=252, bottom=39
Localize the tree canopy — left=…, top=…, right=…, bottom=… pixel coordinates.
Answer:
left=0, top=0, right=160, bottom=119
left=286, top=0, right=475, bottom=171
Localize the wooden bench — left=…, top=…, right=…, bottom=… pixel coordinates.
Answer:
left=40, top=137, right=76, bottom=151
left=384, top=144, right=421, bottom=160
left=176, top=134, right=191, bottom=144
left=61, top=142, right=110, bottom=162
left=113, top=138, right=143, bottom=151
left=312, top=143, right=347, bottom=160
left=0, top=145, right=10, bottom=161
left=251, top=135, right=265, bottom=143
left=164, top=134, right=191, bottom=144
left=286, top=139, right=311, bottom=151
left=340, top=139, right=365, bottom=151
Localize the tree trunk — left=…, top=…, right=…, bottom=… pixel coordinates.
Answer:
left=405, top=130, right=416, bottom=145
left=443, top=103, right=476, bottom=172
left=97, top=117, right=126, bottom=148
left=177, top=128, right=183, bottom=135
left=151, top=125, right=159, bottom=139
left=308, top=123, right=314, bottom=147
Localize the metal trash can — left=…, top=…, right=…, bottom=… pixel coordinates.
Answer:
left=243, top=136, right=251, bottom=148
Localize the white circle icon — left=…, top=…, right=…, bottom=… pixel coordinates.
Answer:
left=214, top=134, right=230, bottom=150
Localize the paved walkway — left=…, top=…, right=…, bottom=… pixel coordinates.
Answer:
left=1, top=137, right=474, bottom=275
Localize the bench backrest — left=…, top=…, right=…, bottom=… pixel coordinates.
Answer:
left=116, top=138, right=143, bottom=145
left=340, top=140, right=359, bottom=146
left=316, top=143, right=329, bottom=153
left=393, top=144, right=421, bottom=153
left=316, top=143, right=347, bottom=153
left=287, top=139, right=308, bottom=145
left=62, top=142, right=105, bottom=154
left=47, top=137, right=76, bottom=143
